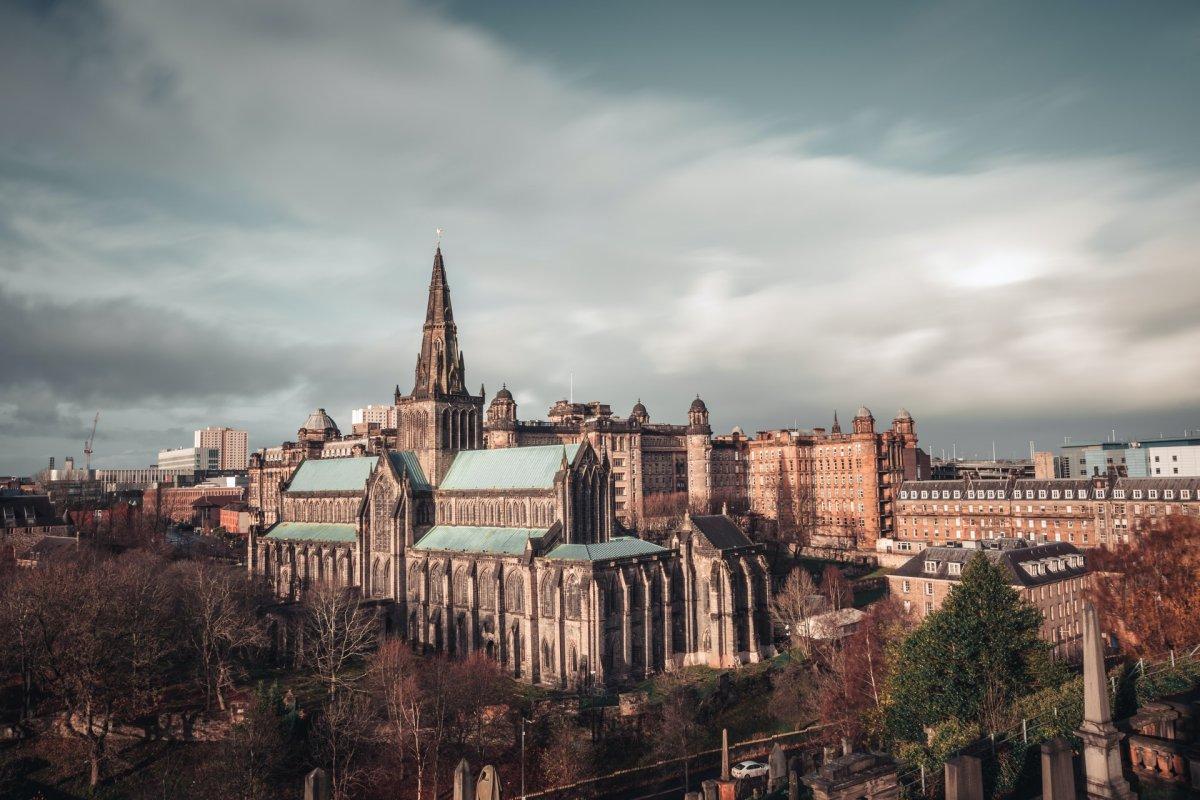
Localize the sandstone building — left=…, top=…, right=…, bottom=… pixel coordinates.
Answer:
left=886, top=474, right=1200, bottom=555
left=887, top=539, right=1089, bottom=659
left=248, top=248, right=773, bottom=687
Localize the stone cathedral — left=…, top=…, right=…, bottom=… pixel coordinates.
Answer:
left=248, top=248, right=773, bottom=687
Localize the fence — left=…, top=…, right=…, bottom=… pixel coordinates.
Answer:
left=523, top=723, right=831, bottom=800
left=893, top=641, right=1200, bottom=799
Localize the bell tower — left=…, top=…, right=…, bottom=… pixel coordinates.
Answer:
left=394, top=246, right=484, bottom=485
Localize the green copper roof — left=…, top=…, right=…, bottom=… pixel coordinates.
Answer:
left=439, top=444, right=582, bottom=491
left=388, top=450, right=431, bottom=490
left=286, top=456, right=376, bottom=493
left=264, top=522, right=358, bottom=542
left=412, top=525, right=550, bottom=556
left=545, top=536, right=667, bottom=562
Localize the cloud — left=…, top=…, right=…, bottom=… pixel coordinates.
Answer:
left=0, top=0, right=1197, bottom=471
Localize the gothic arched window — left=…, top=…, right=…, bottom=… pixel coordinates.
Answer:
left=453, top=565, right=469, bottom=606
left=565, top=574, right=582, bottom=619
left=505, top=572, right=524, bottom=613
left=478, top=567, right=496, bottom=610
left=540, top=573, right=556, bottom=617
left=429, top=562, right=445, bottom=603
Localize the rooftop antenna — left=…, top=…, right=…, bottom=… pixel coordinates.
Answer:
left=1111, top=428, right=1116, bottom=443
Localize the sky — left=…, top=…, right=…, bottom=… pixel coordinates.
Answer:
left=1, top=0, right=1199, bottom=473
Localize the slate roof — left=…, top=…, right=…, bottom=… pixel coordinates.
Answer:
left=412, top=525, right=549, bottom=556
left=440, top=444, right=582, bottom=491
left=690, top=514, right=753, bottom=550
left=286, top=457, right=377, bottom=493
left=388, top=451, right=431, bottom=491
left=545, top=536, right=667, bottom=562
left=891, top=541, right=1086, bottom=588
left=263, top=522, right=358, bottom=542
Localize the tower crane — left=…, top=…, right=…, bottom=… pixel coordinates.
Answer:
left=84, top=411, right=100, bottom=472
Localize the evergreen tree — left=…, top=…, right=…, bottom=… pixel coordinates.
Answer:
left=886, top=553, right=1049, bottom=742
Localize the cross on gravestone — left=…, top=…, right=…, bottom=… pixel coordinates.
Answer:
left=476, top=765, right=501, bottom=800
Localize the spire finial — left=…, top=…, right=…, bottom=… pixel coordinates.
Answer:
left=436, top=227, right=443, bottom=247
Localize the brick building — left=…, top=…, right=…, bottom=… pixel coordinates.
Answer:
left=886, top=475, right=1200, bottom=556
left=887, top=539, right=1089, bottom=659
left=746, top=408, right=927, bottom=550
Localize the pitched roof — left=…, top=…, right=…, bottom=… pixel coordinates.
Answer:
left=690, top=515, right=753, bottom=550
left=891, top=541, right=1087, bottom=588
left=412, top=525, right=549, bottom=556
left=388, top=450, right=431, bottom=491
left=263, top=522, right=357, bottom=542
left=545, top=536, right=667, bottom=562
left=440, top=444, right=582, bottom=491
left=286, top=456, right=376, bottom=493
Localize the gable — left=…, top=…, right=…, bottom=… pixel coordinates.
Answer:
left=286, top=456, right=377, bottom=493
left=440, top=444, right=582, bottom=491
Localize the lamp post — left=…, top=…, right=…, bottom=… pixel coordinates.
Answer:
left=520, top=715, right=531, bottom=800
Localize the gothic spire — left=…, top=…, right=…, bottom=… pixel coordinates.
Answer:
left=411, top=246, right=467, bottom=398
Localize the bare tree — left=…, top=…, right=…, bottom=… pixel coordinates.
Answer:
left=648, top=680, right=702, bottom=792
left=24, top=552, right=184, bottom=787
left=303, top=585, right=378, bottom=696
left=768, top=567, right=822, bottom=655
left=819, top=564, right=852, bottom=612
left=0, top=579, right=42, bottom=722
left=176, top=561, right=270, bottom=710
left=312, top=690, right=377, bottom=800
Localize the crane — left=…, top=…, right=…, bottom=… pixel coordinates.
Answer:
left=84, top=411, right=100, bottom=472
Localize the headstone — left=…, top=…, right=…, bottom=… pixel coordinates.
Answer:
left=304, top=768, right=330, bottom=800
left=788, top=759, right=802, bottom=800
left=476, top=765, right=501, bottom=800
left=1041, top=737, right=1077, bottom=800
left=453, top=758, right=474, bottom=800
left=1077, top=603, right=1134, bottom=800
left=684, top=793, right=702, bottom=800
left=944, top=754, right=983, bottom=800
left=701, top=778, right=720, bottom=800
left=769, top=743, right=788, bottom=792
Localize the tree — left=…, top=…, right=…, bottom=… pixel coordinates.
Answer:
left=1088, top=515, right=1200, bottom=657
left=303, top=586, right=378, bottom=696
left=177, top=561, right=269, bottom=710
left=219, top=682, right=298, bottom=800
left=768, top=567, right=822, bottom=655
left=370, top=641, right=444, bottom=800
left=815, top=597, right=909, bottom=746
left=536, top=711, right=597, bottom=791
left=819, top=564, right=852, bottom=612
left=312, top=690, right=377, bottom=800
left=648, top=680, right=703, bottom=792
left=0, top=578, right=42, bottom=722
left=885, top=554, right=1048, bottom=743
left=24, top=552, right=186, bottom=787
left=770, top=656, right=820, bottom=730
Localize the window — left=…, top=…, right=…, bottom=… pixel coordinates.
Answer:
left=901, top=580, right=910, bottom=593
left=924, top=560, right=938, bottom=573
left=948, top=562, right=961, bottom=576
left=925, top=582, right=934, bottom=596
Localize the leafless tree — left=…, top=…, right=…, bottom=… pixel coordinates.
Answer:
left=648, top=679, right=701, bottom=792
left=370, top=640, right=446, bottom=800
left=768, top=567, right=822, bottom=656
left=302, top=585, right=378, bottom=696
left=0, top=578, right=42, bottom=722
left=312, top=690, right=378, bottom=800
left=819, top=564, right=852, bottom=612
left=23, top=552, right=184, bottom=787
left=176, top=560, right=270, bottom=710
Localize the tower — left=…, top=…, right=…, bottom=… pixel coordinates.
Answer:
left=891, top=408, right=917, bottom=446
left=394, top=247, right=484, bottom=485
left=485, top=385, right=518, bottom=448
left=686, top=395, right=713, bottom=514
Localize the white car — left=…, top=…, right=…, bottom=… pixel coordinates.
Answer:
left=731, top=760, right=769, bottom=780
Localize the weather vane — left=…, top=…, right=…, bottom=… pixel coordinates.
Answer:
left=436, top=227, right=444, bottom=246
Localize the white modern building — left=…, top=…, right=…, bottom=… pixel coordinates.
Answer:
left=157, top=446, right=220, bottom=473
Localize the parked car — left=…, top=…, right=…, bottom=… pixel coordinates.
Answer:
left=731, top=761, right=769, bottom=779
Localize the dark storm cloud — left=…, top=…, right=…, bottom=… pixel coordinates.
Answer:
left=0, top=287, right=302, bottom=404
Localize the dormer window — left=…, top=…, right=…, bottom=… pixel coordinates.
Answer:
left=1182, top=490, right=1192, bottom=500
left=948, top=562, right=962, bottom=576
left=1096, top=489, right=1106, bottom=499
left=1164, top=490, right=1175, bottom=500
left=1132, top=490, right=1143, bottom=500
left=1038, top=490, right=1048, bottom=499
left=953, top=490, right=961, bottom=499
left=924, top=560, right=939, bottom=573
left=1148, top=490, right=1158, bottom=500
left=1113, top=490, right=1125, bottom=499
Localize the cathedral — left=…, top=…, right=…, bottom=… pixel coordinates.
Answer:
left=248, top=248, right=773, bottom=687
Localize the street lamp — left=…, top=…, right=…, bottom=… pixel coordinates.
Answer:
left=520, top=715, right=532, bottom=800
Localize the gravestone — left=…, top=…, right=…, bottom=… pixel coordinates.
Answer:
left=453, top=758, right=474, bottom=800
left=944, top=754, right=983, bottom=800
left=304, top=768, right=330, bottom=800
left=769, top=743, right=788, bottom=792
left=1041, top=737, right=1076, bottom=800
left=476, top=765, right=501, bottom=800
